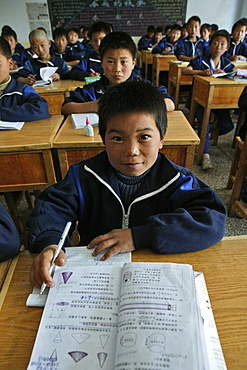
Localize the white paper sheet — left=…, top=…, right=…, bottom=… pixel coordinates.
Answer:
left=0, top=120, right=25, bottom=130
left=71, top=113, right=99, bottom=129
left=33, top=66, right=58, bottom=86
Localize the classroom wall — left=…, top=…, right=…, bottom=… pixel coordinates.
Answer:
left=0, top=0, right=245, bottom=43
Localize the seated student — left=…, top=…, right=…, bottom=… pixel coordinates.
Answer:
left=78, top=25, right=85, bottom=39
left=0, top=37, right=50, bottom=121
left=67, top=27, right=85, bottom=55
left=81, top=26, right=92, bottom=52
left=182, top=29, right=234, bottom=170
left=181, top=23, right=188, bottom=39
left=1, top=26, right=27, bottom=68
left=238, top=86, right=247, bottom=209
left=200, top=23, right=211, bottom=42
left=224, top=19, right=247, bottom=61
left=152, top=24, right=181, bottom=54
left=64, top=21, right=112, bottom=81
left=140, top=26, right=164, bottom=51
left=137, top=25, right=156, bottom=51
left=0, top=204, right=20, bottom=262
left=210, top=24, right=218, bottom=37
left=53, top=27, right=85, bottom=66
left=61, top=31, right=174, bottom=115
left=27, top=79, right=227, bottom=288
left=14, top=29, right=70, bottom=85
left=175, top=16, right=206, bottom=61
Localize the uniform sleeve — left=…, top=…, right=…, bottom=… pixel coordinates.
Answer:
left=27, top=167, right=80, bottom=253
left=63, top=85, right=97, bottom=105
left=131, top=173, right=227, bottom=254
left=62, top=60, right=89, bottom=80
left=0, top=85, right=51, bottom=122
left=174, top=39, right=185, bottom=58
left=13, top=60, right=34, bottom=78
left=152, top=40, right=167, bottom=54
left=0, top=204, right=20, bottom=262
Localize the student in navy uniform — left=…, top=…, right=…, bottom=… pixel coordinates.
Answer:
left=64, top=22, right=112, bottom=81
left=0, top=37, right=50, bottom=121
left=200, top=24, right=211, bottom=43
left=175, top=16, right=206, bottom=61
left=53, top=27, right=85, bottom=66
left=0, top=204, right=20, bottom=262
left=137, top=25, right=156, bottom=51
left=182, top=30, right=234, bottom=170
left=224, top=19, right=247, bottom=61
left=27, top=79, right=226, bottom=289
left=152, top=24, right=181, bottom=55
left=61, top=31, right=174, bottom=115
left=1, top=27, right=27, bottom=68
left=81, top=26, right=93, bottom=54
left=14, top=29, right=70, bottom=85
left=238, top=85, right=247, bottom=208
left=67, top=27, right=85, bottom=56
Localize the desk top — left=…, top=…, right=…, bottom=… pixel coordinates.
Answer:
left=33, top=80, right=84, bottom=94
left=194, top=74, right=247, bottom=86
left=0, top=236, right=246, bottom=369
left=53, top=110, right=200, bottom=149
left=0, top=115, right=63, bottom=152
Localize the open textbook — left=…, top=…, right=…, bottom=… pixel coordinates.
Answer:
left=71, top=113, right=99, bottom=129
left=33, top=66, right=58, bottom=87
left=27, top=250, right=226, bottom=370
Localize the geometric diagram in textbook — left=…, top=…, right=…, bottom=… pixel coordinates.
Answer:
left=72, top=333, right=90, bottom=344
left=49, top=348, right=58, bottom=362
left=53, top=331, right=62, bottom=343
left=146, top=333, right=165, bottom=353
left=120, top=332, right=137, bottom=347
left=99, top=334, right=110, bottom=348
left=97, top=352, right=108, bottom=368
left=50, top=301, right=69, bottom=318
left=68, top=351, right=88, bottom=363
left=122, top=271, right=132, bottom=283
left=56, top=270, right=74, bottom=289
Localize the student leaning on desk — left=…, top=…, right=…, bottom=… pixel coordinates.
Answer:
left=61, top=31, right=175, bottom=116
left=0, top=37, right=50, bottom=121
left=27, top=80, right=227, bottom=289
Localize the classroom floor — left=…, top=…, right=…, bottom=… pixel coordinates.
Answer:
left=0, top=108, right=246, bottom=247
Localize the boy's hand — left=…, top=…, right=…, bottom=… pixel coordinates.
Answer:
left=202, top=69, right=213, bottom=76
left=213, top=69, right=225, bottom=74
left=88, top=71, right=101, bottom=77
left=87, top=229, right=135, bottom=260
left=51, top=72, right=60, bottom=81
left=26, top=74, right=36, bottom=85
left=29, top=245, right=66, bottom=288
left=162, top=47, right=171, bottom=54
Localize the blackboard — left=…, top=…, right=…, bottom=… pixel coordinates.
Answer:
left=47, top=0, right=187, bottom=36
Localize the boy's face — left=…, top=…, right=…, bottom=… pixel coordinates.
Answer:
left=101, top=48, right=135, bottom=86
left=210, top=35, right=229, bottom=57
left=68, top=31, right=78, bottom=44
left=232, top=25, right=246, bottom=43
left=54, top=35, right=68, bottom=52
left=31, top=37, right=51, bottom=60
left=169, top=30, right=181, bottom=43
left=104, top=112, right=164, bottom=177
left=187, top=21, right=200, bottom=38
left=0, top=52, right=12, bottom=84
left=90, top=31, right=106, bottom=53
left=154, top=32, right=163, bottom=43
left=200, top=28, right=210, bottom=41
left=4, top=36, right=17, bottom=53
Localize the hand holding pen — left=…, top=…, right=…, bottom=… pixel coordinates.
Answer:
left=39, top=221, right=72, bottom=294
left=27, top=74, right=37, bottom=85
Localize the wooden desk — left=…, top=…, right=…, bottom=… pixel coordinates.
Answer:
left=53, top=111, right=200, bottom=178
left=141, top=50, right=153, bottom=79
left=168, top=62, right=193, bottom=109
left=189, top=75, right=247, bottom=164
left=0, top=115, right=63, bottom=192
left=152, top=54, right=177, bottom=86
left=34, top=80, right=84, bottom=114
left=233, top=61, right=247, bottom=69
left=0, top=235, right=246, bottom=369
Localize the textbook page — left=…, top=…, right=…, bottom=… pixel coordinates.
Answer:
left=0, top=120, right=25, bottom=130
left=33, top=66, right=58, bottom=86
left=27, top=265, right=122, bottom=369
left=115, top=262, right=203, bottom=370
left=26, top=247, right=131, bottom=307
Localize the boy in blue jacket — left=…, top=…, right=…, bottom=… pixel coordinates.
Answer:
left=0, top=204, right=20, bottom=262
left=2, top=27, right=27, bottom=68
left=27, top=80, right=226, bottom=289
left=14, top=29, right=70, bottom=85
left=62, top=31, right=174, bottom=115
left=182, top=29, right=234, bottom=170
left=224, top=19, right=247, bottom=61
left=0, top=37, right=50, bottom=121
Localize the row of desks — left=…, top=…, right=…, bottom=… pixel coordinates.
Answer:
left=0, top=235, right=246, bottom=369
left=0, top=111, right=200, bottom=193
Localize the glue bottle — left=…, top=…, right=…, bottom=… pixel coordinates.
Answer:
left=84, top=116, right=94, bottom=136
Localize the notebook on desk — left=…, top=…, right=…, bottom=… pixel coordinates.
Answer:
left=71, top=113, right=99, bottom=129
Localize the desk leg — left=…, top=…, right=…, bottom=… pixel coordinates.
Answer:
left=175, top=83, right=180, bottom=109
left=196, top=107, right=211, bottom=165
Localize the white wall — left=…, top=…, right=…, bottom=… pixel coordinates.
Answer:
left=0, top=0, right=245, bottom=43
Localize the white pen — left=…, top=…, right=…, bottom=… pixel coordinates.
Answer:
left=40, top=221, right=72, bottom=294
left=90, top=68, right=96, bottom=73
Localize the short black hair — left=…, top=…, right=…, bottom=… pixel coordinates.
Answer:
left=53, top=27, right=67, bottom=40
left=99, top=31, right=137, bottom=60
left=155, top=26, right=163, bottom=34
left=0, top=36, right=12, bottom=59
left=88, top=21, right=111, bottom=40
left=171, top=24, right=182, bottom=32
left=67, top=27, right=79, bottom=35
left=211, top=24, right=219, bottom=32
left=201, top=23, right=211, bottom=31
left=98, top=80, right=167, bottom=142
left=1, top=27, right=17, bottom=41
left=231, top=19, right=247, bottom=33
left=147, top=25, right=155, bottom=33
left=209, top=29, right=231, bottom=46
left=187, top=16, right=201, bottom=26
